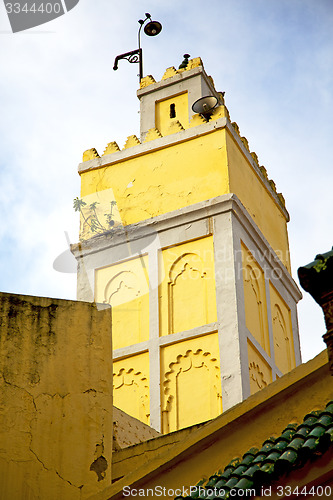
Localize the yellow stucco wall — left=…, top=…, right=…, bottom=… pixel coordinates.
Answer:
left=241, top=242, right=270, bottom=355
left=0, top=292, right=112, bottom=500
left=96, top=236, right=219, bottom=433
left=161, top=333, right=222, bottom=433
left=80, top=124, right=290, bottom=273
left=248, top=339, right=272, bottom=395
left=78, top=71, right=294, bottom=439
left=159, top=237, right=217, bottom=336
left=95, top=255, right=149, bottom=350
left=113, top=353, right=150, bottom=425
left=80, top=129, right=229, bottom=228
left=269, top=282, right=296, bottom=373
left=155, top=92, right=189, bottom=135
left=226, top=130, right=290, bottom=271
left=241, top=242, right=296, bottom=386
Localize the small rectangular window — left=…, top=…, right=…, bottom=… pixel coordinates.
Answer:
left=170, top=103, right=176, bottom=118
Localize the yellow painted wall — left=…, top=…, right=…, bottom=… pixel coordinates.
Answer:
left=95, top=256, right=149, bottom=350
left=241, top=242, right=270, bottom=354
left=155, top=92, right=189, bottom=136
left=0, top=292, right=112, bottom=500
left=161, top=333, right=222, bottom=433
left=80, top=130, right=229, bottom=228
left=269, top=282, right=296, bottom=373
left=80, top=126, right=290, bottom=274
left=90, top=352, right=331, bottom=500
left=226, top=130, right=291, bottom=271
left=113, top=352, right=150, bottom=425
left=248, top=340, right=272, bottom=395
left=78, top=74, right=294, bottom=439
left=159, top=237, right=217, bottom=336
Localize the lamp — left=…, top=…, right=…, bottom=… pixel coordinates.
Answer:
left=144, top=20, right=162, bottom=36
left=113, top=13, right=162, bottom=81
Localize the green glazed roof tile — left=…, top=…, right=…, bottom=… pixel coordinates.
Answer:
left=205, top=474, right=221, bottom=488
left=213, top=459, right=241, bottom=489
left=278, top=448, right=298, bottom=464
left=325, top=401, right=333, bottom=413
left=174, top=401, right=333, bottom=500
left=223, top=476, right=241, bottom=490
left=244, top=464, right=262, bottom=478
left=213, top=478, right=229, bottom=490
left=318, top=427, right=333, bottom=453
left=238, top=448, right=258, bottom=464
left=231, top=464, right=251, bottom=476
left=233, top=477, right=255, bottom=491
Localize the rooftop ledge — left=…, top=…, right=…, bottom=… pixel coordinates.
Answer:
left=87, top=350, right=331, bottom=500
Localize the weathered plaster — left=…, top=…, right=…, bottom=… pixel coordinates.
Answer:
left=0, top=293, right=112, bottom=500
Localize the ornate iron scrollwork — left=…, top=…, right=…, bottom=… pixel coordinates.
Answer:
left=113, top=49, right=142, bottom=71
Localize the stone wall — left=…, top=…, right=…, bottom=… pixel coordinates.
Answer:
left=0, top=292, right=112, bottom=500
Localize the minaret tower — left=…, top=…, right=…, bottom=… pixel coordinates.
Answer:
left=72, top=57, right=302, bottom=433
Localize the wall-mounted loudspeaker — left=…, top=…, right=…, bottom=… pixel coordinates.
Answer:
left=191, top=96, right=218, bottom=120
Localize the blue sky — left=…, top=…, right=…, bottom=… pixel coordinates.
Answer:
left=0, top=0, right=332, bottom=362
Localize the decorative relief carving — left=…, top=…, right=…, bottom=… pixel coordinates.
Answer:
left=272, top=303, right=291, bottom=371
left=169, top=253, right=206, bottom=283
left=162, top=349, right=222, bottom=432
left=168, top=253, right=207, bottom=334
left=243, top=263, right=267, bottom=351
left=103, top=269, right=148, bottom=349
left=249, top=361, right=268, bottom=389
left=82, top=147, right=100, bottom=162
left=104, top=270, right=141, bottom=306
left=113, top=367, right=150, bottom=423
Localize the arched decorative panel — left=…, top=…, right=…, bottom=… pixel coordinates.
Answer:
left=269, top=282, right=295, bottom=374
left=113, top=366, right=150, bottom=424
left=272, top=303, right=291, bottom=372
left=98, top=260, right=149, bottom=350
left=159, top=237, right=217, bottom=336
left=241, top=244, right=270, bottom=354
left=168, top=253, right=208, bottom=334
left=162, top=349, right=222, bottom=433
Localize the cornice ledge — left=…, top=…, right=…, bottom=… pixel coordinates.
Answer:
left=77, top=117, right=228, bottom=174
